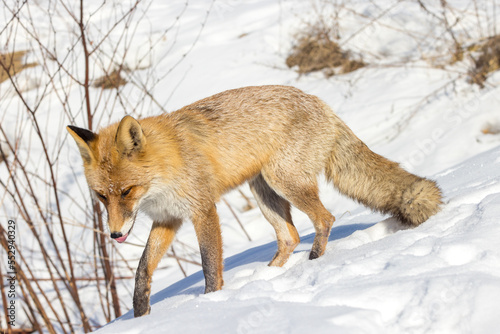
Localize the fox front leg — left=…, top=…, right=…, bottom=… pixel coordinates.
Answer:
left=133, top=219, right=181, bottom=317
left=192, top=204, right=224, bottom=293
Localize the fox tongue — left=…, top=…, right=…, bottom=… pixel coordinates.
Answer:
left=115, top=233, right=128, bottom=243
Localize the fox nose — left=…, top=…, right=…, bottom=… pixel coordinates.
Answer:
left=110, top=232, right=122, bottom=239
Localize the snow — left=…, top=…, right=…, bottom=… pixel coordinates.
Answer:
left=95, top=146, right=500, bottom=334
left=2, top=0, right=500, bottom=332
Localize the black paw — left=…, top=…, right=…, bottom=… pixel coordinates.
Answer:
left=309, top=250, right=320, bottom=260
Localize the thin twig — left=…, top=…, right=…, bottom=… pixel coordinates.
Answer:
left=222, top=197, right=252, bottom=241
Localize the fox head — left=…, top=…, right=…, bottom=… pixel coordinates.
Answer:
left=67, top=116, right=152, bottom=243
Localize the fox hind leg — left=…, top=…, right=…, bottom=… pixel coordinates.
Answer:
left=261, top=169, right=335, bottom=260
left=249, top=174, right=300, bottom=267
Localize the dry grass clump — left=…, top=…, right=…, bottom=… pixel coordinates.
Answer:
left=286, top=26, right=365, bottom=77
left=92, top=68, right=128, bottom=89
left=0, top=50, right=38, bottom=84
left=468, top=35, right=500, bottom=87
left=481, top=121, right=500, bottom=135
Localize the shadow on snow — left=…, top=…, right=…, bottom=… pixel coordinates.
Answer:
left=149, top=222, right=374, bottom=306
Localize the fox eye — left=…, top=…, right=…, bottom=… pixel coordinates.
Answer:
left=96, top=192, right=107, bottom=201
left=121, top=187, right=133, bottom=198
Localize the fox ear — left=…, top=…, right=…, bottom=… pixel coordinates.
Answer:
left=115, top=116, right=146, bottom=157
left=67, top=125, right=96, bottom=164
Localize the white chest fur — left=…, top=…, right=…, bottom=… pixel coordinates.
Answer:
left=138, top=180, right=191, bottom=222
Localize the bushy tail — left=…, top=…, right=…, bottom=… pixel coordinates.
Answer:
left=325, top=121, right=442, bottom=226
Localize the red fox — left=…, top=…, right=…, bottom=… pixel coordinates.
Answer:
left=67, top=85, right=442, bottom=317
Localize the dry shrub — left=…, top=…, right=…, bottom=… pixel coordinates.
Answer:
left=92, top=68, right=128, bottom=89
left=0, top=50, right=38, bottom=83
left=468, top=35, right=500, bottom=87
left=448, top=44, right=464, bottom=65
left=286, top=25, right=365, bottom=77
